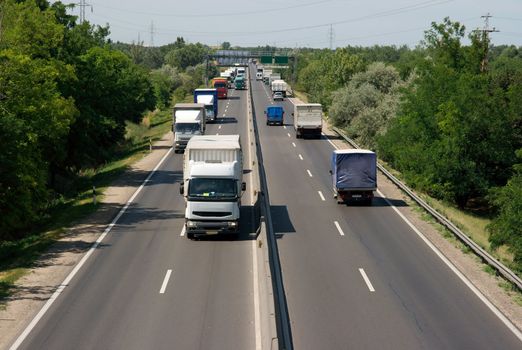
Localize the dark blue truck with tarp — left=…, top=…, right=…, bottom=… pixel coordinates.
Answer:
left=264, top=105, right=284, bottom=126
left=330, top=149, right=377, bottom=205
left=194, top=89, right=218, bottom=123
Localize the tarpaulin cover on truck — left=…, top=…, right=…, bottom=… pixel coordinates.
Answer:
left=331, top=150, right=377, bottom=190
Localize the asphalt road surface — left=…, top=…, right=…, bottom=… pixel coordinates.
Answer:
left=14, top=87, right=260, bottom=350
left=249, top=64, right=522, bottom=350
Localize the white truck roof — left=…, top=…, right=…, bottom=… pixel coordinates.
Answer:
left=187, top=135, right=240, bottom=150
left=175, top=110, right=202, bottom=123
left=196, top=94, right=214, bottom=105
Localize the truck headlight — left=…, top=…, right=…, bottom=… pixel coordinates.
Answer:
left=228, top=222, right=238, bottom=228
left=186, top=221, right=197, bottom=228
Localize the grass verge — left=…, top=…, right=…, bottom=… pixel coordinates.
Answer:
left=0, top=108, right=172, bottom=307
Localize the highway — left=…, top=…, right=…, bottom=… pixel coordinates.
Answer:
left=13, top=88, right=260, bottom=350
left=248, top=64, right=522, bottom=349
left=10, top=66, right=522, bottom=350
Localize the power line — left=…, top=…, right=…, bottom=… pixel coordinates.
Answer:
left=90, top=0, right=335, bottom=18
left=474, top=13, right=499, bottom=72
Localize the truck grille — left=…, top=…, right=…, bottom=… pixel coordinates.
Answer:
left=192, top=211, right=232, bottom=217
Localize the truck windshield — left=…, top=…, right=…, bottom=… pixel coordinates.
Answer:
left=214, top=82, right=226, bottom=88
left=188, top=178, right=237, bottom=200
left=175, top=123, right=200, bottom=133
left=205, top=106, right=214, bottom=117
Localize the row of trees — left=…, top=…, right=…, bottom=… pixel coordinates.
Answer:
left=289, top=19, right=522, bottom=271
left=0, top=0, right=212, bottom=240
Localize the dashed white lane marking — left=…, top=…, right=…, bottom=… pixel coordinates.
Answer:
left=222, top=113, right=226, bottom=117
left=359, top=268, right=375, bottom=292
left=283, top=125, right=287, bottom=129
left=307, top=169, right=313, bottom=177
left=218, top=125, right=222, bottom=129
left=9, top=147, right=175, bottom=350
left=292, top=142, right=296, bottom=147
left=334, top=221, right=345, bottom=236
left=216, top=133, right=219, bottom=135
left=159, top=269, right=173, bottom=294
left=298, top=154, right=303, bottom=160
left=287, top=133, right=291, bottom=137
left=180, top=226, right=186, bottom=237
left=318, top=191, right=326, bottom=201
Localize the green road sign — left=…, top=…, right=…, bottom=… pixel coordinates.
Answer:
left=274, top=56, right=289, bottom=64
left=260, top=56, right=273, bottom=64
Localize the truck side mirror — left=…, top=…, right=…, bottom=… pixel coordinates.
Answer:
left=179, top=183, right=184, bottom=195
left=242, top=182, right=246, bottom=191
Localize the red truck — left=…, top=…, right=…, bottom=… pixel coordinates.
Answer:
left=211, top=78, right=228, bottom=99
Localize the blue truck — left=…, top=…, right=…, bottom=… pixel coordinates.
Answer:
left=264, top=105, right=284, bottom=126
left=194, top=89, right=218, bottom=123
left=330, top=149, right=377, bottom=205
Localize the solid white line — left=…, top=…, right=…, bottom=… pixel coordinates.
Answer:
left=9, top=147, right=174, bottom=350
left=159, top=269, right=173, bottom=294
left=318, top=191, right=325, bottom=201
left=292, top=142, right=296, bottom=148
left=376, top=189, right=522, bottom=341
left=218, top=125, right=222, bottom=129
left=322, top=132, right=338, bottom=149
left=298, top=154, right=303, bottom=160
left=287, top=133, right=291, bottom=138
left=252, top=240, right=262, bottom=349
left=307, top=169, right=313, bottom=177
left=180, top=226, right=186, bottom=237
left=359, top=268, right=375, bottom=292
left=334, top=221, right=345, bottom=236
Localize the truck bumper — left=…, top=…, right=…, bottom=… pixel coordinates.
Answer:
left=296, top=127, right=322, bottom=138
left=185, top=220, right=239, bottom=238
left=174, top=141, right=188, bottom=153
left=335, top=189, right=374, bottom=204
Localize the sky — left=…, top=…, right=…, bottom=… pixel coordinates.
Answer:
left=63, top=0, right=522, bottom=48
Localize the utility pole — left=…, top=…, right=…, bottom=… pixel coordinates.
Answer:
left=476, top=13, right=499, bottom=72
left=77, top=0, right=92, bottom=24
left=328, top=24, right=334, bottom=50
left=149, top=21, right=155, bottom=47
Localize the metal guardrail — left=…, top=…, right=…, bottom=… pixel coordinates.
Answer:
left=332, top=126, right=522, bottom=292
left=249, top=66, right=294, bottom=350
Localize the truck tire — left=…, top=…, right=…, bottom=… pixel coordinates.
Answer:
left=187, top=231, right=195, bottom=239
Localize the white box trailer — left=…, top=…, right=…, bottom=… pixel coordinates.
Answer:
left=173, top=103, right=206, bottom=153
left=293, top=103, right=323, bottom=139
left=271, top=79, right=288, bottom=95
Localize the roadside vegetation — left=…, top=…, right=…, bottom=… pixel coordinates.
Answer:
left=282, top=18, right=522, bottom=274
left=0, top=0, right=214, bottom=301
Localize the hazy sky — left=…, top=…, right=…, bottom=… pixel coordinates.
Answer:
left=64, top=0, right=522, bottom=48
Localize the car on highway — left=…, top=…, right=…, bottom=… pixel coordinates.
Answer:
left=273, top=91, right=284, bottom=101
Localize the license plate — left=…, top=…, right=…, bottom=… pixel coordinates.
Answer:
left=206, top=230, right=219, bottom=235
left=352, top=194, right=362, bottom=198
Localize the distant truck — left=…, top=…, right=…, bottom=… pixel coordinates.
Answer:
left=173, top=103, right=206, bottom=153
left=256, top=67, right=263, bottom=80
left=330, top=149, right=377, bottom=205
left=269, top=73, right=281, bottom=85
left=264, top=105, right=284, bottom=126
left=194, top=89, right=218, bottom=123
left=263, top=69, right=273, bottom=84
left=271, top=79, right=288, bottom=96
left=234, top=76, right=246, bottom=90
left=211, top=77, right=228, bottom=99
left=180, top=135, right=245, bottom=239
left=293, top=103, right=322, bottom=138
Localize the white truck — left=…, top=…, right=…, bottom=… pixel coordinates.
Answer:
left=271, top=79, right=288, bottom=96
left=173, top=103, right=206, bottom=153
left=262, top=69, right=273, bottom=84
left=269, top=73, right=281, bottom=86
left=180, top=135, right=245, bottom=239
left=293, top=103, right=323, bottom=139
